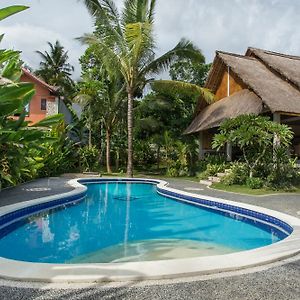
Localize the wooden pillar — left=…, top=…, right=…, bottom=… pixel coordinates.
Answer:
left=198, top=132, right=205, bottom=160
left=226, top=142, right=232, bottom=162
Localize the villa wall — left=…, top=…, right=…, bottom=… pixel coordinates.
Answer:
left=215, top=70, right=246, bottom=100
left=20, top=73, right=57, bottom=124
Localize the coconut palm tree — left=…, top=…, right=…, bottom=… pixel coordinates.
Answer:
left=81, top=0, right=213, bottom=177
left=35, top=40, right=75, bottom=97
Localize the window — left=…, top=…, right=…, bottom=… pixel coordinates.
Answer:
left=41, top=98, right=47, bottom=111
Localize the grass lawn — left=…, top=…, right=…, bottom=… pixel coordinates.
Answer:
left=211, top=182, right=300, bottom=196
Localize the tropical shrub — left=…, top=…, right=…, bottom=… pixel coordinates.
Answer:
left=78, top=146, right=100, bottom=172
left=213, top=115, right=300, bottom=190
left=212, top=115, right=293, bottom=178
left=220, top=162, right=248, bottom=186
left=0, top=7, right=68, bottom=188
left=195, top=154, right=227, bottom=180
left=37, top=121, right=78, bottom=177
left=246, top=177, right=264, bottom=189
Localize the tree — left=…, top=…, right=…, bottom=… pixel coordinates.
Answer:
left=76, top=47, right=126, bottom=173
left=212, top=115, right=293, bottom=178
left=169, top=58, right=211, bottom=86
left=81, top=0, right=213, bottom=177
left=35, top=40, right=75, bottom=97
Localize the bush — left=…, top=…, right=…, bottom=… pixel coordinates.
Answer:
left=197, top=163, right=227, bottom=180
left=195, top=154, right=227, bottom=180
left=221, top=162, right=248, bottom=185
left=246, top=177, right=264, bottom=189
left=78, top=146, right=99, bottom=172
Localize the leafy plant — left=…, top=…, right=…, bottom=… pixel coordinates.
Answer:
left=78, top=146, right=100, bottom=172
left=220, top=162, right=248, bottom=186
left=213, top=115, right=293, bottom=178
left=246, top=177, right=263, bottom=189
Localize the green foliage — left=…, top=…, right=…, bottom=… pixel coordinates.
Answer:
left=246, top=177, right=264, bottom=189
left=220, top=162, right=248, bottom=186
left=197, top=163, right=226, bottom=180
left=169, top=58, right=211, bottom=86
left=264, top=153, right=300, bottom=191
left=195, top=153, right=227, bottom=179
left=213, top=115, right=293, bottom=178
left=0, top=5, right=28, bottom=22
left=37, top=121, right=78, bottom=177
left=81, top=0, right=212, bottom=176
left=35, top=41, right=75, bottom=98
left=213, top=115, right=299, bottom=191
left=0, top=13, right=73, bottom=188
left=134, top=140, right=156, bottom=166
left=78, top=146, right=100, bottom=172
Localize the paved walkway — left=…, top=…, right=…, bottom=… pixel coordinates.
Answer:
left=0, top=175, right=299, bottom=300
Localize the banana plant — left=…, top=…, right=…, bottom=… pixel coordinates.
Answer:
left=0, top=5, right=65, bottom=188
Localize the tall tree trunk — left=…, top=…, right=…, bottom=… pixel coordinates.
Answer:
left=157, top=145, right=160, bottom=171
left=115, top=148, right=120, bottom=171
left=88, top=125, right=92, bottom=149
left=127, top=90, right=134, bottom=177
left=88, top=104, right=92, bottom=148
left=106, top=128, right=112, bottom=174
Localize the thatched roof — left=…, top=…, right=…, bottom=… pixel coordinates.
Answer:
left=246, top=47, right=300, bottom=90
left=213, top=51, right=300, bottom=115
left=184, top=89, right=263, bottom=134
left=186, top=47, right=300, bottom=135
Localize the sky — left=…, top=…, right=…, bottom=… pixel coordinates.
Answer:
left=1, top=0, right=300, bottom=80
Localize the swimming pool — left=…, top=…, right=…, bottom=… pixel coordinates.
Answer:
left=0, top=178, right=299, bottom=282
left=0, top=181, right=289, bottom=264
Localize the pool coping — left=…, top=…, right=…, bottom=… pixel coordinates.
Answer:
left=0, top=178, right=299, bottom=283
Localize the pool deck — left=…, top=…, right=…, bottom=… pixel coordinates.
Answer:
left=0, top=175, right=299, bottom=300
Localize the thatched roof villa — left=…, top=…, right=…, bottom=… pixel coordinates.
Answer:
left=185, top=47, right=300, bottom=160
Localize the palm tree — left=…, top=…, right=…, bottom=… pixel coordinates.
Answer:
left=75, top=70, right=125, bottom=173
left=81, top=0, right=213, bottom=177
left=35, top=40, right=75, bottom=97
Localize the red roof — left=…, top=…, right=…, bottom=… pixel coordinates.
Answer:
left=21, top=67, right=59, bottom=94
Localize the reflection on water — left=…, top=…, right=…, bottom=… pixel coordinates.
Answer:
left=0, top=182, right=287, bottom=263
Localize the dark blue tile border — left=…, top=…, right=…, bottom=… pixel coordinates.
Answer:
left=156, top=187, right=293, bottom=235
left=0, top=178, right=293, bottom=242
left=0, top=191, right=86, bottom=230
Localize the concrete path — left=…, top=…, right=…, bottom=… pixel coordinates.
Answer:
left=0, top=175, right=299, bottom=300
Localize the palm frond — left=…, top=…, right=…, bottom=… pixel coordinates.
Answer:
left=141, top=39, right=204, bottom=76
left=83, top=0, right=122, bottom=36
left=125, top=21, right=153, bottom=65
left=0, top=5, right=29, bottom=21
left=122, top=0, right=138, bottom=24
left=151, top=80, right=215, bottom=104
left=79, top=33, right=126, bottom=80
left=148, top=0, right=156, bottom=23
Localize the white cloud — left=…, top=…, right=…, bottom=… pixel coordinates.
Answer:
left=0, top=0, right=299, bottom=80
left=0, top=24, right=86, bottom=79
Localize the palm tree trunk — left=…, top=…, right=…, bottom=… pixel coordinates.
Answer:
left=127, top=90, right=134, bottom=177
left=88, top=125, right=92, bottom=149
left=157, top=145, right=160, bottom=170
left=115, top=148, right=120, bottom=171
left=106, top=128, right=112, bottom=174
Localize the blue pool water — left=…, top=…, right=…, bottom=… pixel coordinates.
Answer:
left=0, top=182, right=287, bottom=263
